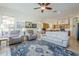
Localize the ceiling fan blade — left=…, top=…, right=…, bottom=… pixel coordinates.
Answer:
left=41, top=10, right=44, bottom=13
left=34, top=7, right=40, bottom=9
left=46, top=7, right=52, bottom=10
left=38, top=3, right=45, bottom=6
left=45, top=3, right=50, bottom=6
left=38, top=3, right=42, bottom=6
left=42, top=3, right=45, bottom=5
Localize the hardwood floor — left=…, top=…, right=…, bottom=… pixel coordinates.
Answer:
left=0, top=46, right=11, bottom=56
left=68, top=35, right=79, bottom=53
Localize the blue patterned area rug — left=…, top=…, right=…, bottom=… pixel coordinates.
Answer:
left=10, top=40, right=78, bottom=56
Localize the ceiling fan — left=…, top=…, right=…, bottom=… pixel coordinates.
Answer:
left=34, top=3, right=52, bottom=13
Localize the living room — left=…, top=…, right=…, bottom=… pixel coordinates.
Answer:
left=0, top=3, right=79, bottom=56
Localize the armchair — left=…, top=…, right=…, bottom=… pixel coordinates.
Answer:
left=9, top=30, right=21, bottom=45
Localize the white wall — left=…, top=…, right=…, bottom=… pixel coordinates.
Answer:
left=70, top=16, right=79, bottom=40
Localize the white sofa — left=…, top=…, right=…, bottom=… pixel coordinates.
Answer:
left=41, top=31, right=69, bottom=47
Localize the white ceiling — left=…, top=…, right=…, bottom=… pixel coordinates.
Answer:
left=0, top=3, right=79, bottom=22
